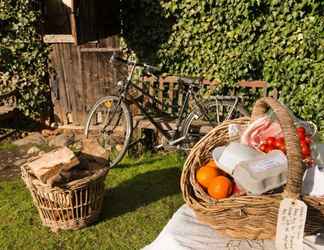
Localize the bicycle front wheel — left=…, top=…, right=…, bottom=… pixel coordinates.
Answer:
left=181, top=96, right=249, bottom=149
left=84, top=96, right=132, bottom=168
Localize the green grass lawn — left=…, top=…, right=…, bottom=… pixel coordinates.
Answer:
left=0, top=152, right=185, bottom=250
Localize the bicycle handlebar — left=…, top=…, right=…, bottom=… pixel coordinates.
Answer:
left=110, top=52, right=161, bottom=75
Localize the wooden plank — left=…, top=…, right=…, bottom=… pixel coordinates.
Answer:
left=51, top=44, right=69, bottom=124
left=238, top=80, right=268, bottom=88
left=134, top=77, right=144, bottom=115
left=99, top=35, right=120, bottom=49
left=149, top=80, right=155, bottom=107
left=49, top=68, right=65, bottom=124
left=96, top=52, right=113, bottom=97
left=158, top=78, right=164, bottom=111
left=143, top=80, right=150, bottom=111
left=59, top=44, right=72, bottom=123
left=69, top=0, right=78, bottom=45
left=101, top=51, right=117, bottom=96
left=77, top=46, right=86, bottom=125
left=201, top=79, right=219, bottom=85
left=173, top=81, right=179, bottom=115
left=0, top=105, right=15, bottom=115
left=81, top=52, right=97, bottom=110
left=178, top=81, right=183, bottom=112
left=63, top=44, right=79, bottom=124
left=53, top=44, right=79, bottom=124
left=93, top=53, right=100, bottom=113
left=70, top=46, right=83, bottom=124
left=43, top=34, right=75, bottom=43
left=145, top=76, right=219, bottom=86
left=79, top=47, right=120, bottom=52
left=168, top=80, right=174, bottom=114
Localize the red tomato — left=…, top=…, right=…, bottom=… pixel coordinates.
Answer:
left=300, top=139, right=309, bottom=148
left=233, top=183, right=241, bottom=194
left=296, top=127, right=306, bottom=139
left=301, top=145, right=311, bottom=157
left=275, top=137, right=285, bottom=149
left=259, top=143, right=268, bottom=153
left=267, top=145, right=275, bottom=152
left=266, top=137, right=276, bottom=147
left=296, top=127, right=306, bottom=134
left=278, top=144, right=286, bottom=154
left=304, top=136, right=312, bottom=144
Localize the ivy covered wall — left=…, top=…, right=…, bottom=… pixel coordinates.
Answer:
left=0, top=0, right=50, bottom=118
left=0, top=0, right=323, bottom=136
left=122, top=0, right=324, bottom=136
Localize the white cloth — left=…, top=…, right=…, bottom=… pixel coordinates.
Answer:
left=303, top=165, right=324, bottom=196
left=302, top=144, right=324, bottom=196
left=143, top=204, right=324, bottom=250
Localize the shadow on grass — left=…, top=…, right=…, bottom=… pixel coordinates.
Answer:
left=100, top=167, right=181, bottom=221
left=117, top=156, right=165, bottom=169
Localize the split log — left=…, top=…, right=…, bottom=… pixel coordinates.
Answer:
left=81, top=138, right=108, bottom=165
left=27, top=147, right=79, bottom=186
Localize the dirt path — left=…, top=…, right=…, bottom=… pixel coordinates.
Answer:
left=0, top=146, right=31, bottom=181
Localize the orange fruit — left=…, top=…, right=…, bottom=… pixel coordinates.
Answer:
left=196, top=160, right=220, bottom=188
left=207, top=176, right=233, bottom=199
left=203, top=160, right=217, bottom=168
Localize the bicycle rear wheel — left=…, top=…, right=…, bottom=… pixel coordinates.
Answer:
left=181, top=96, right=249, bottom=150
left=84, top=96, right=132, bottom=168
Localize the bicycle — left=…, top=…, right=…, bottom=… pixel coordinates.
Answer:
left=84, top=50, right=249, bottom=167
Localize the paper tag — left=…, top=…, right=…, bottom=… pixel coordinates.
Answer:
left=275, top=198, right=307, bottom=250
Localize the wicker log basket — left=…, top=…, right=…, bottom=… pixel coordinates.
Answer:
left=21, top=161, right=108, bottom=232
left=181, top=97, right=324, bottom=240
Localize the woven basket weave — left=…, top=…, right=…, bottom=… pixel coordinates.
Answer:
left=181, top=97, right=324, bottom=240
left=21, top=162, right=108, bottom=232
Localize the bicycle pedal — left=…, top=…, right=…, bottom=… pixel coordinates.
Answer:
left=155, top=144, right=165, bottom=150
left=168, top=136, right=186, bottom=146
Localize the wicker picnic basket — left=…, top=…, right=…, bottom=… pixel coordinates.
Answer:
left=21, top=161, right=108, bottom=232
left=181, top=97, right=324, bottom=240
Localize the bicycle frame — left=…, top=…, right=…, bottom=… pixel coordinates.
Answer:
left=109, top=53, right=224, bottom=146
left=123, top=80, right=194, bottom=141
left=84, top=52, right=251, bottom=168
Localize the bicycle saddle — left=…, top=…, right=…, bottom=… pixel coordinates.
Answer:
left=177, top=76, right=202, bottom=88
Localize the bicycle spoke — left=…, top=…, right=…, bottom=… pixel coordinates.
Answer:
left=225, top=97, right=239, bottom=120
left=84, top=96, right=132, bottom=168
left=181, top=97, right=248, bottom=150
left=215, top=98, right=220, bottom=124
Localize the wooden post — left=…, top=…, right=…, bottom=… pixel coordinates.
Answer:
left=159, top=78, right=164, bottom=112
left=168, top=80, right=174, bottom=114
left=149, top=80, right=155, bottom=108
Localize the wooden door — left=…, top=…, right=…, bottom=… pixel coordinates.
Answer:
left=46, top=0, right=122, bottom=126
left=49, top=36, right=122, bottom=126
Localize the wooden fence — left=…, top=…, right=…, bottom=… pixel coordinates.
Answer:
left=132, top=76, right=219, bottom=117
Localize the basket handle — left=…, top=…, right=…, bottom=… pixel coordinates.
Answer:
left=251, top=97, right=304, bottom=199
